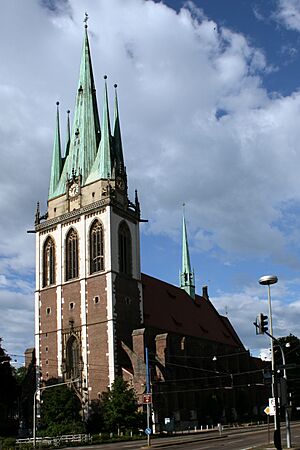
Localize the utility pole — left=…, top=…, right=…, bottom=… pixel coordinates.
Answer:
left=254, top=318, right=292, bottom=449
left=145, top=347, right=152, bottom=447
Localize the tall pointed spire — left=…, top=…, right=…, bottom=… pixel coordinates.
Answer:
left=54, top=22, right=101, bottom=196
left=49, top=102, right=62, bottom=199
left=113, top=84, right=124, bottom=174
left=98, top=76, right=112, bottom=179
left=64, top=109, right=71, bottom=160
left=180, top=205, right=195, bottom=299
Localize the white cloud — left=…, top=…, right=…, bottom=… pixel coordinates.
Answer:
left=214, top=280, right=300, bottom=353
left=1, top=0, right=300, bottom=355
left=275, top=0, right=300, bottom=32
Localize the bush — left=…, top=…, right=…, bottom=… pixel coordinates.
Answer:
left=0, top=437, right=16, bottom=450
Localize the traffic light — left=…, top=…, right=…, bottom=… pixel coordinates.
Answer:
left=259, top=313, right=268, bottom=334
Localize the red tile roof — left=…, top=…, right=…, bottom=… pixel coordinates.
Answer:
left=141, top=273, right=244, bottom=348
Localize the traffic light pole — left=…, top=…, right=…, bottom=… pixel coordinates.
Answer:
left=254, top=321, right=293, bottom=449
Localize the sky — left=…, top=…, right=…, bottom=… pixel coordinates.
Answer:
left=1, top=0, right=300, bottom=364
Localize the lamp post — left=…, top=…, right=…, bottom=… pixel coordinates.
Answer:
left=275, top=342, right=292, bottom=448
left=258, top=276, right=277, bottom=390
left=258, top=275, right=281, bottom=448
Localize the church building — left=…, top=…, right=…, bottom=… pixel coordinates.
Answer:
left=34, top=25, right=268, bottom=430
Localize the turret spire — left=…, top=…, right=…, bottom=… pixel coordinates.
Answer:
left=49, top=102, right=62, bottom=198
left=113, top=84, right=124, bottom=174
left=98, top=76, right=112, bottom=179
left=64, top=109, right=71, bottom=160
left=180, top=205, right=195, bottom=299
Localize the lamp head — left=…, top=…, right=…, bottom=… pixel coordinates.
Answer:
left=259, top=275, right=278, bottom=286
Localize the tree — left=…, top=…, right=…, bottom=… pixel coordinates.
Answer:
left=0, top=339, right=18, bottom=436
left=101, top=377, right=142, bottom=433
left=275, top=334, right=300, bottom=418
left=15, top=357, right=36, bottom=435
left=39, top=381, right=84, bottom=436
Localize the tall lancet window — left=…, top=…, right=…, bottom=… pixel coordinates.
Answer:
left=43, top=237, right=55, bottom=287
left=90, top=220, right=104, bottom=274
left=118, top=221, right=132, bottom=276
left=66, top=228, right=79, bottom=281
left=66, top=335, right=80, bottom=379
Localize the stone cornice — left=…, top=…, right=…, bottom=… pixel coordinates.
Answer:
left=35, top=197, right=140, bottom=232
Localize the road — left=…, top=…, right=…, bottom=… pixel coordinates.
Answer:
left=64, top=422, right=300, bottom=450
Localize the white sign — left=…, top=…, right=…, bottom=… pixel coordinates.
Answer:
left=268, top=397, right=276, bottom=416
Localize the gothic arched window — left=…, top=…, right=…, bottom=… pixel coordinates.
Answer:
left=90, top=220, right=104, bottom=274
left=43, top=237, right=55, bottom=287
left=66, top=335, right=80, bottom=379
left=118, top=221, right=132, bottom=276
left=66, top=228, right=79, bottom=281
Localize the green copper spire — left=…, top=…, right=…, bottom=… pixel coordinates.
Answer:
left=180, top=206, right=195, bottom=299
left=64, top=109, right=71, bottom=160
left=87, top=78, right=127, bottom=184
left=49, top=102, right=62, bottom=198
left=99, top=77, right=112, bottom=178
left=113, top=84, right=124, bottom=174
left=53, top=25, right=101, bottom=197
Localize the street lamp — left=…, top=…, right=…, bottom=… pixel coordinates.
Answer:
left=275, top=342, right=292, bottom=448
left=258, top=276, right=279, bottom=430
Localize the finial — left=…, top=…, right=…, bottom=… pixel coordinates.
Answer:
left=114, top=83, right=118, bottom=89
left=35, top=202, right=40, bottom=225
left=67, top=109, right=70, bottom=114
left=56, top=101, right=59, bottom=106
left=84, top=12, right=89, bottom=28
left=104, top=75, right=107, bottom=80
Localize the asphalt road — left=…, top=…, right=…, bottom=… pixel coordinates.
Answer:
left=64, top=421, right=300, bottom=450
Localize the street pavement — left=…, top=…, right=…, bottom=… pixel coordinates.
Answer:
left=64, top=421, right=300, bottom=450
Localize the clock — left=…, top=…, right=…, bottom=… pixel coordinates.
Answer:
left=68, top=182, right=79, bottom=198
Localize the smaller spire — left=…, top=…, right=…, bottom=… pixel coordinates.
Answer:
left=135, top=189, right=140, bottom=214
left=64, top=109, right=71, bottom=160
left=180, top=204, right=195, bottom=299
left=35, top=202, right=40, bottom=225
left=99, top=76, right=112, bottom=179
left=49, top=102, right=63, bottom=199
left=113, top=83, right=125, bottom=174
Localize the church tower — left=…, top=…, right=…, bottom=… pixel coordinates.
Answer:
left=34, top=24, right=143, bottom=405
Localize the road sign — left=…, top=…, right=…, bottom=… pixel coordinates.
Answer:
left=145, top=427, right=152, bottom=435
left=143, top=393, right=152, bottom=404
left=264, top=406, right=270, bottom=415
left=268, top=397, right=276, bottom=416
left=277, top=363, right=297, bottom=370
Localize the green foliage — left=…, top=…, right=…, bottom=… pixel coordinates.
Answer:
left=13, top=366, right=27, bottom=386
left=0, top=437, right=16, bottom=450
left=17, top=358, right=36, bottom=432
left=39, top=382, right=84, bottom=436
left=86, top=400, right=103, bottom=434
left=0, top=339, right=18, bottom=436
left=101, top=377, right=141, bottom=432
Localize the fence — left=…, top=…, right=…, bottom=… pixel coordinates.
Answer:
left=16, top=434, right=91, bottom=448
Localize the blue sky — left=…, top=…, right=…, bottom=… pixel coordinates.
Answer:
left=1, top=0, right=300, bottom=363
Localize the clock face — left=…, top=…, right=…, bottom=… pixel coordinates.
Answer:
left=69, top=183, right=79, bottom=197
